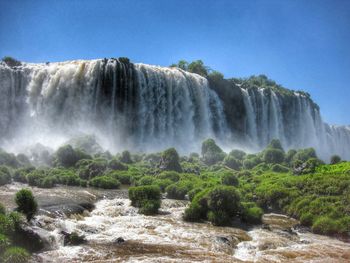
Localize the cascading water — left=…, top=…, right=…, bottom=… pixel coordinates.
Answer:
left=0, top=58, right=350, bottom=160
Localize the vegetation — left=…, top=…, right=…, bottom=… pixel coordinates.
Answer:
left=15, top=189, right=38, bottom=221
left=0, top=137, right=348, bottom=238
left=128, top=185, right=161, bottom=215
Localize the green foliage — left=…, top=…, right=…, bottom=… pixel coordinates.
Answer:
left=2, top=246, right=30, bottom=263
left=330, top=155, right=341, bottom=165
left=240, top=202, right=263, bottom=224
left=108, top=171, right=132, bottom=185
left=0, top=203, right=5, bottom=215
left=128, top=185, right=161, bottom=215
left=0, top=233, right=10, bottom=254
left=184, top=186, right=240, bottom=226
left=0, top=149, right=19, bottom=168
left=15, top=189, right=38, bottom=221
left=221, top=172, right=239, bottom=186
left=90, top=176, right=120, bottom=189
left=271, top=164, right=289, bottom=173
left=108, top=158, right=128, bottom=170
left=55, top=145, right=90, bottom=167
left=263, top=148, right=285, bottom=164
left=0, top=166, right=11, bottom=186
left=311, top=216, right=339, bottom=235
left=243, top=156, right=261, bottom=169
left=137, top=176, right=155, bottom=186
left=293, top=148, right=317, bottom=163
left=159, top=148, right=182, bottom=172
left=156, top=171, right=180, bottom=182
left=2, top=56, right=21, bottom=67
left=120, top=151, right=133, bottom=164
left=201, top=139, right=225, bottom=165
left=187, top=60, right=209, bottom=77
left=77, top=158, right=108, bottom=179
left=228, top=149, right=246, bottom=161
left=285, top=149, right=297, bottom=164
left=267, top=139, right=284, bottom=151
left=165, top=182, right=191, bottom=200
left=223, top=155, right=241, bottom=170
left=0, top=214, right=15, bottom=235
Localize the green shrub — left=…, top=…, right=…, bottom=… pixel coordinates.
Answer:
left=15, top=189, right=38, bottom=221
left=201, top=139, right=225, bottom=165
left=2, top=56, right=21, bottom=67
left=0, top=203, right=5, bottom=215
left=0, top=233, right=10, bottom=254
left=78, top=158, right=108, bottom=179
left=55, top=145, right=90, bottom=167
left=228, top=149, right=246, bottom=161
left=271, top=164, right=289, bottom=173
left=108, top=158, right=128, bottom=170
left=90, top=176, right=120, bottom=189
left=267, top=139, right=284, bottom=151
left=221, top=172, right=239, bottom=186
left=0, top=149, right=19, bottom=168
left=293, top=148, right=317, bottom=163
left=311, top=216, right=338, bottom=235
left=188, top=188, right=203, bottom=201
left=0, top=214, right=15, bottom=235
left=240, top=202, right=263, bottom=224
left=13, top=167, right=35, bottom=183
left=137, top=176, right=155, bottom=186
left=285, top=149, right=297, bottom=165
left=156, top=171, right=180, bottom=182
left=166, top=183, right=189, bottom=200
left=263, top=148, right=285, bottom=164
left=243, top=157, right=261, bottom=169
left=139, top=200, right=161, bottom=215
left=154, top=179, right=173, bottom=192
left=3, top=246, right=30, bottom=263
left=330, top=155, right=341, bottom=165
left=120, top=151, right=133, bottom=164
left=108, top=171, right=132, bottom=185
left=128, top=185, right=161, bottom=215
left=159, top=148, right=182, bottom=172
left=223, top=156, right=241, bottom=170
left=0, top=166, right=11, bottom=186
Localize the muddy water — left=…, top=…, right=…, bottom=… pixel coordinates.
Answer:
left=1, top=184, right=349, bottom=262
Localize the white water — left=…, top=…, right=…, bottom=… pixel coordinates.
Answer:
left=1, top=59, right=350, bottom=160
left=31, top=196, right=350, bottom=263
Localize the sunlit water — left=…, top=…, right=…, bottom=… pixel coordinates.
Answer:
left=1, top=184, right=349, bottom=262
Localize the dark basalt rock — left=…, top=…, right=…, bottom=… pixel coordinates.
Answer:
left=114, top=237, right=125, bottom=244
left=61, top=231, right=87, bottom=246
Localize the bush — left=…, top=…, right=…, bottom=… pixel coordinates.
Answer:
left=15, top=189, right=38, bottom=221
left=240, top=202, right=263, bottom=224
left=0, top=214, right=15, bottom=235
left=267, top=139, right=284, bottom=151
left=221, top=172, right=239, bottom=186
left=108, top=158, right=128, bottom=170
left=0, top=203, right=5, bottom=215
left=166, top=183, right=189, bottom=200
left=223, top=156, right=241, bottom=170
left=156, top=171, right=180, bottom=182
left=2, top=246, right=30, bottom=263
left=13, top=167, right=35, bottom=183
left=89, top=176, right=120, bottom=189
left=2, top=56, right=21, bottom=67
left=263, top=148, right=285, bottom=164
left=108, top=171, right=132, bottom=185
left=293, top=148, right=317, bottom=163
left=330, top=155, right=341, bottom=165
left=201, top=139, right=226, bottom=165
left=0, top=150, right=19, bottom=168
left=228, top=149, right=246, bottom=161
left=0, top=166, right=11, bottom=186
left=55, top=145, right=90, bottom=167
left=120, top=151, right=133, bottom=164
left=311, top=216, right=338, bottom=235
left=128, top=185, right=161, bottom=215
left=78, top=158, right=108, bottom=179
left=159, top=148, right=182, bottom=172
left=154, top=179, right=173, bottom=192
left=0, top=233, right=10, bottom=254
left=285, top=149, right=297, bottom=165
left=137, top=176, right=155, bottom=186
left=271, top=164, right=289, bottom=173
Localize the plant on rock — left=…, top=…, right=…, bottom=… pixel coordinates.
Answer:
left=15, top=189, right=38, bottom=221
left=128, top=185, right=161, bottom=215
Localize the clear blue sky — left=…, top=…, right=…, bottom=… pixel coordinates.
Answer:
left=1, top=0, right=349, bottom=125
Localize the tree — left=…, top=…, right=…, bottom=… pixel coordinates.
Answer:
left=201, top=139, right=225, bottom=165
left=120, top=150, right=133, bottom=164
left=188, top=60, right=209, bottom=77
left=2, top=56, right=21, bottom=67
left=15, top=189, right=38, bottom=221
left=263, top=148, right=285, bottom=164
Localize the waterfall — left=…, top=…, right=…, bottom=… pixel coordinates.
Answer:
left=0, top=59, right=226, bottom=153
left=0, top=59, right=350, bottom=160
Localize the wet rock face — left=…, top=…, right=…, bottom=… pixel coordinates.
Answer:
left=61, top=231, right=87, bottom=246
left=12, top=225, right=45, bottom=252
